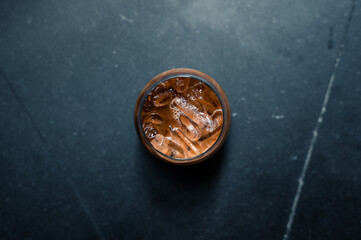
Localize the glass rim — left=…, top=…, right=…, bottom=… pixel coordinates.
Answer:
left=137, top=73, right=229, bottom=162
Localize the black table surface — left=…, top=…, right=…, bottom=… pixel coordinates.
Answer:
left=1, top=0, right=360, bottom=239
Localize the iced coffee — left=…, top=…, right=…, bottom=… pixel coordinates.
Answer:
left=141, top=77, right=223, bottom=159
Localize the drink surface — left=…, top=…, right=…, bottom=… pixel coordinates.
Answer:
left=141, top=77, right=223, bottom=159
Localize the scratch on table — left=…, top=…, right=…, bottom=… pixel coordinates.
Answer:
left=0, top=66, right=105, bottom=240
left=282, top=1, right=356, bottom=239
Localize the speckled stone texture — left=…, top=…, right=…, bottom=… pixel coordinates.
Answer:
left=0, top=0, right=360, bottom=239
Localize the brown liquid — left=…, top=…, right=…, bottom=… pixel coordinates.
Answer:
left=141, top=77, right=223, bottom=159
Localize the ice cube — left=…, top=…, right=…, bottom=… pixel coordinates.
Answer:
left=143, top=113, right=163, bottom=125
left=172, top=97, right=213, bottom=132
left=142, top=124, right=157, bottom=139
left=168, top=126, right=202, bottom=157
left=190, top=82, right=205, bottom=98
left=150, top=134, right=184, bottom=158
left=173, top=77, right=189, bottom=93
left=152, top=86, right=172, bottom=107
left=179, top=114, right=201, bottom=141
left=212, top=109, right=223, bottom=129
left=198, top=127, right=222, bottom=150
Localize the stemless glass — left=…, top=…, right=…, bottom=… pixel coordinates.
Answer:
left=134, top=68, right=231, bottom=165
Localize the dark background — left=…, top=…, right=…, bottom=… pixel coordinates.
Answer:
left=1, top=0, right=360, bottom=239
